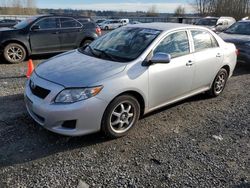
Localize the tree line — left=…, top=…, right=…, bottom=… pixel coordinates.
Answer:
left=0, top=0, right=36, bottom=15
left=193, top=0, right=250, bottom=19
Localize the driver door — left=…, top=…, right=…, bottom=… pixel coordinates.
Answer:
left=29, top=17, right=61, bottom=54
left=148, top=30, right=195, bottom=109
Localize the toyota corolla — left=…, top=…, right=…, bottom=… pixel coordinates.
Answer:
left=24, top=23, right=237, bottom=138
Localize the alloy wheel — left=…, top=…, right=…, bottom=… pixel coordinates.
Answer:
left=110, top=101, right=136, bottom=134
left=6, top=45, right=24, bottom=62
left=214, top=71, right=227, bottom=94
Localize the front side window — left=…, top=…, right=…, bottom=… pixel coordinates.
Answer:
left=154, top=31, right=190, bottom=59
left=35, top=18, right=58, bottom=29
left=191, top=30, right=219, bottom=52
left=60, top=18, right=81, bottom=28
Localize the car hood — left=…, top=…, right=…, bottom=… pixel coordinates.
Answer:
left=219, top=32, right=250, bottom=44
left=35, top=50, right=127, bottom=87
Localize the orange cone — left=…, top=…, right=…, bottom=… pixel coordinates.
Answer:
left=26, top=59, right=34, bottom=78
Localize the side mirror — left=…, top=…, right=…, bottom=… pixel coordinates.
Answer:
left=31, top=25, right=40, bottom=31
left=216, top=22, right=223, bottom=27
left=149, top=53, right=171, bottom=64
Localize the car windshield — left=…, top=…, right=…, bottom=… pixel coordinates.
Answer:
left=224, top=22, right=250, bottom=35
left=79, top=27, right=161, bottom=62
left=13, top=17, right=37, bottom=29
left=196, top=18, right=218, bottom=26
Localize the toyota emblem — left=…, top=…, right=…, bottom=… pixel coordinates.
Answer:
left=30, top=80, right=36, bottom=89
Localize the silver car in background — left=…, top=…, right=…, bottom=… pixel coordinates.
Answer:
left=24, top=23, right=237, bottom=138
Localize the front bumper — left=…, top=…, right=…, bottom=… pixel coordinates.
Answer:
left=24, top=73, right=108, bottom=136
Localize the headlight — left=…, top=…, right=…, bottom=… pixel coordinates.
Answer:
left=55, top=86, right=103, bottom=103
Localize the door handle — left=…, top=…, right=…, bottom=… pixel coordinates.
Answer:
left=186, top=60, right=194, bottom=66
left=216, top=53, right=222, bottom=58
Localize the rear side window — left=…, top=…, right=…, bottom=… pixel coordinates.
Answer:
left=154, top=31, right=190, bottom=58
left=191, top=30, right=219, bottom=52
left=35, top=18, right=58, bottom=29
left=60, top=18, right=82, bottom=28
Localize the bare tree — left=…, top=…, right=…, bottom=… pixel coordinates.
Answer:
left=174, top=5, right=186, bottom=17
left=0, top=0, right=37, bottom=15
left=193, top=0, right=250, bottom=19
left=147, top=5, right=159, bottom=17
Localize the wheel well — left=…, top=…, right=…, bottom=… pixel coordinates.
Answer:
left=80, top=37, right=94, bottom=47
left=2, top=40, right=29, bottom=55
left=222, top=65, right=230, bottom=75
left=117, top=91, right=145, bottom=117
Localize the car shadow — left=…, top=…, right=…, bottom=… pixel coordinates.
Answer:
left=233, top=182, right=250, bottom=188
left=0, top=94, right=112, bottom=168
left=0, top=91, right=211, bottom=168
left=142, top=92, right=210, bottom=119
left=233, top=62, right=250, bottom=76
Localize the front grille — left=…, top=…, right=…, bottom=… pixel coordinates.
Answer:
left=29, top=81, right=51, bottom=99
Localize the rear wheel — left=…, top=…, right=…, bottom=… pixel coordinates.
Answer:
left=208, top=68, right=228, bottom=97
left=105, top=26, right=109, bottom=30
left=3, top=43, right=26, bottom=64
left=101, top=95, right=140, bottom=138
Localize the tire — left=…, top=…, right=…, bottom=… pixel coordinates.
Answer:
left=208, top=68, right=229, bottom=97
left=3, top=43, right=26, bottom=64
left=101, top=95, right=140, bottom=138
left=81, top=39, right=93, bottom=47
left=105, top=26, right=109, bottom=30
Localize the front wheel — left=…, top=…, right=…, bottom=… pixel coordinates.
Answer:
left=3, top=43, right=26, bottom=64
left=208, top=68, right=228, bottom=97
left=101, top=95, right=140, bottom=138
left=81, top=39, right=93, bottom=47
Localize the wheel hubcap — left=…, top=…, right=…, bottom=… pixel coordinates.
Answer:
left=110, top=102, right=135, bottom=134
left=7, top=46, right=23, bottom=61
left=215, top=73, right=226, bottom=94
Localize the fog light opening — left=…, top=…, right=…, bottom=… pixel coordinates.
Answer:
left=62, top=120, right=77, bottom=129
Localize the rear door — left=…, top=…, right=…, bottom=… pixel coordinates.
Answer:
left=29, top=17, right=61, bottom=53
left=59, top=17, right=83, bottom=51
left=190, top=29, right=223, bottom=90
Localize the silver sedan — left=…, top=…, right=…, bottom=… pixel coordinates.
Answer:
left=24, top=23, right=237, bottom=138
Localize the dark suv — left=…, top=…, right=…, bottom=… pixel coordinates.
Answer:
left=0, top=15, right=101, bottom=63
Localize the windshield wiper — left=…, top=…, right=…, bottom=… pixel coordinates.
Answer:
left=94, top=48, right=118, bottom=61
left=87, top=45, right=99, bottom=57
left=79, top=45, right=98, bottom=57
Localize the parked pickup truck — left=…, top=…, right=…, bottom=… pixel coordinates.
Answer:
left=0, top=15, right=101, bottom=63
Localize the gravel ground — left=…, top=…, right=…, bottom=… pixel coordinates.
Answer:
left=0, top=59, right=249, bottom=188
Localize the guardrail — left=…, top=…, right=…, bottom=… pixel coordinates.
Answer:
left=0, top=15, right=31, bottom=20
left=0, top=15, right=200, bottom=24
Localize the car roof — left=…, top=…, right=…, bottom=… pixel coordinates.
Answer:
left=127, top=22, right=202, bottom=31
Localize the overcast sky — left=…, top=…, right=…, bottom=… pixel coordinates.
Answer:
left=36, top=0, right=194, bottom=13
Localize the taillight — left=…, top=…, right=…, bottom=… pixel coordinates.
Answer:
left=236, top=49, right=239, bottom=56
left=96, top=27, right=101, bottom=35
